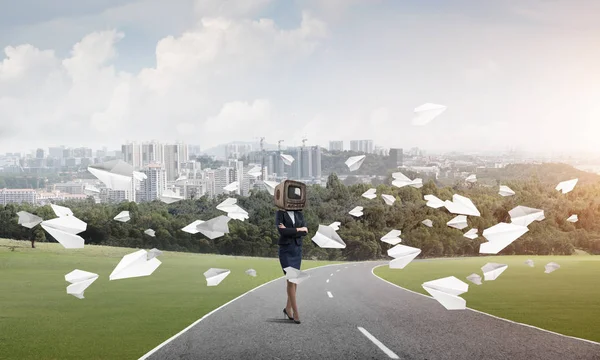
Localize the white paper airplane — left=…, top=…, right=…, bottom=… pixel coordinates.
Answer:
left=41, top=216, right=87, bottom=249
left=381, top=194, right=396, bottom=206
left=498, top=185, right=515, bottom=197
left=422, top=276, right=468, bottom=310
left=447, top=215, right=468, bottom=230
left=51, top=204, right=73, bottom=217
left=424, top=194, right=445, bottom=209
left=466, top=273, right=482, bottom=285
left=412, top=103, right=447, bottom=126
left=88, top=160, right=134, bottom=191
left=245, top=269, right=257, bottom=277
left=525, top=259, right=534, bottom=267
left=509, top=206, right=545, bottom=227
left=160, top=189, right=184, bottom=204
left=147, top=248, right=162, bottom=260
left=481, top=263, right=508, bottom=281
left=345, top=155, right=366, bottom=172
left=204, top=268, right=231, bottom=286
left=349, top=206, right=364, bottom=217
left=284, top=266, right=310, bottom=284
left=216, top=198, right=249, bottom=221
left=65, top=269, right=98, bottom=299
left=362, top=188, right=377, bottom=200
left=113, top=211, right=130, bottom=223
left=181, top=220, right=204, bottom=234
left=465, top=174, right=477, bottom=183
left=312, top=225, right=346, bottom=248
left=479, top=222, right=529, bottom=254
left=133, top=171, right=147, bottom=181
left=175, top=175, right=187, bottom=182
left=444, top=194, right=481, bottom=217
left=544, top=262, right=560, bottom=274
left=109, top=249, right=162, bottom=280
left=263, top=180, right=279, bottom=196
left=380, top=229, right=402, bottom=245
left=555, top=179, right=578, bottom=194
left=144, top=229, right=156, bottom=237
left=387, top=244, right=421, bottom=269
left=422, top=219, right=433, bottom=227
left=84, top=184, right=101, bottom=194
left=196, top=215, right=231, bottom=239
left=392, top=172, right=422, bottom=188
left=329, top=221, right=341, bottom=231
left=567, top=214, right=578, bottom=223
left=247, top=166, right=262, bottom=178
left=223, top=181, right=239, bottom=192
left=463, top=228, right=478, bottom=239
left=16, top=211, right=43, bottom=228
left=280, top=154, right=295, bottom=166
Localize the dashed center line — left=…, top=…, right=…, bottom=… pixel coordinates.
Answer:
left=330, top=273, right=334, bottom=276
left=357, top=327, right=399, bottom=359
left=336, top=269, right=340, bottom=272
left=326, top=279, right=330, bottom=283
left=327, top=291, right=333, bottom=298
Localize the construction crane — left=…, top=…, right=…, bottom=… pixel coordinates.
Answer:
left=301, top=137, right=308, bottom=148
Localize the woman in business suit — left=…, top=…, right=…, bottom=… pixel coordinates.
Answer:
left=276, top=209, right=308, bottom=324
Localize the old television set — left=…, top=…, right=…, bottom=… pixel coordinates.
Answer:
left=274, top=180, right=307, bottom=210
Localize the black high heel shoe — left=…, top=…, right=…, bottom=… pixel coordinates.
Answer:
left=283, top=308, right=293, bottom=320
left=293, top=319, right=301, bottom=324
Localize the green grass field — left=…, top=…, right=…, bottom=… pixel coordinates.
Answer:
left=374, top=256, right=600, bottom=343
left=0, top=239, right=339, bottom=360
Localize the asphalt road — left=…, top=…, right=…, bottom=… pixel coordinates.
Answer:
left=142, top=262, right=600, bottom=360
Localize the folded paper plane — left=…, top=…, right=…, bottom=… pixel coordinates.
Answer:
left=196, top=215, right=231, bottom=239
left=312, top=225, right=346, bottom=248
left=160, top=189, right=184, bottom=204
left=109, top=249, right=162, bottom=280
left=133, top=171, right=147, bottom=181
left=345, top=155, right=366, bottom=172
left=280, top=154, right=295, bottom=166
left=65, top=270, right=98, bottom=299
left=247, top=166, right=262, bottom=178
left=412, top=103, right=447, bottom=126
left=555, top=179, right=578, bottom=194
left=144, top=229, right=156, bottom=237
left=216, top=198, right=249, bottom=221
left=567, top=214, right=578, bottom=223
left=444, top=194, right=480, bottom=217
left=465, top=174, right=477, bottom=183
left=284, top=266, right=310, bottom=284
left=463, top=228, right=478, bottom=239
left=479, top=223, right=529, bottom=254
left=329, top=221, right=341, bottom=231
left=263, top=180, right=278, bottom=196
left=387, top=244, right=421, bottom=269
left=114, top=211, right=130, bottom=223
left=447, top=215, right=468, bottom=230
left=84, top=184, right=101, bottom=194
left=499, top=185, right=515, bottom=197
left=466, top=273, right=482, bottom=285
left=380, top=230, right=402, bottom=245
left=16, top=211, right=43, bottom=228
left=362, top=188, right=377, bottom=200
left=481, top=263, right=508, bottom=281
left=175, top=175, right=187, bottom=182
left=223, top=181, right=239, bottom=192
left=51, top=204, right=73, bottom=217
left=245, top=269, right=257, bottom=277
left=509, top=206, right=545, bottom=227
left=181, top=220, right=204, bottom=234
left=204, top=268, right=231, bottom=286
left=349, top=206, right=364, bottom=217
left=147, top=248, right=162, bottom=260
left=422, top=276, right=468, bottom=310
left=381, top=194, right=396, bottom=206
left=422, top=219, right=433, bottom=227
left=392, top=172, right=422, bottom=188
left=525, top=259, right=534, bottom=267
left=424, top=195, right=445, bottom=209
left=544, top=262, right=560, bottom=274
left=88, top=160, right=134, bottom=191
left=41, top=216, right=87, bottom=249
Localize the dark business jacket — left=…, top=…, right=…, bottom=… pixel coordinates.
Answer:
left=275, top=210, right=308, bottom=246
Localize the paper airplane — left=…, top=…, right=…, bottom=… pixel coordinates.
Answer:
left=481, top=263, right=508, bottom=281
left=84, top=184, right=100, bottom=194
left=204, top=268, right=231, bottom=286
left=387, top=244, right=421, bottom=269
left=465, top=174, right=477, bottom=183
left=175, top=175, right=187, bottom=182
left=144, top=229, right=156, bottom=237
left=422, top=276, right=468, bottom=310
left=444, top=194, right=481, bottom=217
left=555, top=179, right=578, bottom=194
left=16, top=211, right=43, bottom=228
left=147, top=248, right=162, bottom=260
left=447, top=215, right=468, bottom=230
left=412, top=103, right=447, bottom=126
left=284, top=266, right=310, bottom=284
left=248, top=166, right=262, bottom=178
left=466, top=273, right=482, bottom=285
left=463, top=228, right=478, bottom=239
left=263, top=180, right=278, bottom=195
left=181, top=220, right=204, bottom=234
left=422, top=219, right=433, bottom=227
left=424, top=195, right=445, bottom=209
left=312, top=225, right=346, bottom=248
left=329, top=221, right=341, bottom=231
left=525, top=259, right=534, bottom=267
left=41, top=216, right=87, bottom=249
left=567, top=214, right=578, bottom=223
left=380, top=230, right=402, bottom=245
left=109, top=249, right=162, bottom=280
left=381, top=194, right=396, bottom=206
left=113, top=211, right=130, bottom=223
left=133, top=171, right=147, bottom=181
left=216, top=198, right=249, bottom=221
left=65, top=270, right=98, bottom=299
left=509, top=206, right=545, bottom=227
left=392, top=172, right=422, bottom=188
left=160, top=189, right=184, bottom=204
left=362, top=188, right=377, bottom=200
left=51, top=204, right=73, bottom=217
left=479, top=222, right=529, bottom=254
left=349, top=206, right=363, bottom=217
left=245, top=269, right=257, bottom=277
left=544, top=262, right=560, bottom=274
left=88, top=160, right=134, bottom=191
left=499, top=185, right=515, bottom=197
left=280, top=154, right=295, bottom=166
left=196, top=215, right=231, bottom=239
left=223, top=181, right=239, bottom=192
left=345, top=155, right=366, bottom=172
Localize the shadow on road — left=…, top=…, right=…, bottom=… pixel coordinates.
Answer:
left=265, top=318, right=297, bottom=324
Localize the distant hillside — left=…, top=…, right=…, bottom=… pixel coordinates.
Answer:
left=474, top=163, right=600, bottom=186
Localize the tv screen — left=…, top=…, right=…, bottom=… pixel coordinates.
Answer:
left=287, top=185, right=302, bottom=200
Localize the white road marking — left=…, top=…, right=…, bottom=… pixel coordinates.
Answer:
left=336, top=269, right=340, bottom=272
left=326, top=279, right=329, bottom=283
left=327, top=291, right=333, bottom=298
left=357, top=327, right=400, bottom=359
left=330, top=273, right=334, bottom=276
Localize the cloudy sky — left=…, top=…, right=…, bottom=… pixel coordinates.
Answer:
left=0, top=0, right=599, bottom=154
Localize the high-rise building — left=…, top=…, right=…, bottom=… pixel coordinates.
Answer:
left=139, top=164, right=167, bottom=202
left=311, top=146, right=322, bottom=180
left=0, top=189, right=37, bottom=205
left=48, top=147, right=64, bottom=159
left=300, top=147, right=312, bottom=179
left=350, top=140, right=374, bottom=154
left=228, top=159, right=244, bottom=195
left=213, top=167, right=233, bottom=196
left=389, top=148, right=404, bottom=167
left=36, top=149, right=45, bottom=159
left=329, top=141, right=344, bottom=152
left=164, top=143, right=189, bottom=181
left=225, top=144, right=253, bottom=160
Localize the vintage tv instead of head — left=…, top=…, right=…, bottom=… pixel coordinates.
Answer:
left=274, top=180, right=306, bottom=210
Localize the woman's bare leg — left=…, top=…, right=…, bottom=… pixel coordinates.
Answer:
left=287, top=280, right=299, bottom=320
left=286, top=291, right=292, bottom=317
